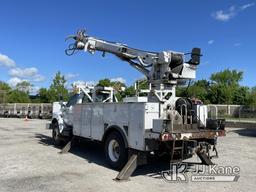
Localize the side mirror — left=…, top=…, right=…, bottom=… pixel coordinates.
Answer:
left=59, top=94, right=65, bottom=107
left=59, top=100, right=65, bottom=107
left=188, top=48, right=201, bottom=65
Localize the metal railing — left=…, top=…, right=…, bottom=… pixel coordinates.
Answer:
left=0, top=103, right=52, bottom=119
left=207, top=104, right=256, bottom=123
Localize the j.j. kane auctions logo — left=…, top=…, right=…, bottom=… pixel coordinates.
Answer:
left=162, top=163, right=240, bottom=182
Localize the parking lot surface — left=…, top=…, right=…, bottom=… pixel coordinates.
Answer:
left=0, top=118, right=255, bottom=192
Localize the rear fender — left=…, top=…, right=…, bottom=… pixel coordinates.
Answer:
left=102, top=125, right=128, bottom=148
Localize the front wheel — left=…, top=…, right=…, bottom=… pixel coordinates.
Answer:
left=104, top=131, right=128, bottom=170
left=52, top=122, right=62, bottom=146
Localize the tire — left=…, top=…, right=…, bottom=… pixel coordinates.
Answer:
left=104, top=131, right=128, bottom=170
left=52, top=122, right=62, bottom=146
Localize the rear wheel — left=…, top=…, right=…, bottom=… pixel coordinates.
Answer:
left=104, top=131, right=127, bottom=170
left=52, top=122, right=62, bottom=146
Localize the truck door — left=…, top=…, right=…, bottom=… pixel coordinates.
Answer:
left=62, top=94, right=80, bottom=126
left=80, top=104, right=92, bottom=138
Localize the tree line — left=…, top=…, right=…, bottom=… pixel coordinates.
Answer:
left=0, top=71, right=68, bottom=103
left=0, top=69, right=255, bottom=106
left=176, top=69, right=256, bottom=106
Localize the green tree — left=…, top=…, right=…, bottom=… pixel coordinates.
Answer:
left=187, top=80, right=210, bottom=103
left=48, top=71, right=69, bottom=102
left=7, top=90, right=30, bottom=103
left=97, top=79, right=112, bottom=87
left=38, top=88, right=51, bottom=103
left=208, top=84, right=234, bottom=104
left=16, top=81, right=33, bottom=94
left=97, top=78, right=126, bottom=91
left=252, top=86, right=256, bottom=93
left=123, top=86, right=135, bottom=97
left=135, top=79, right=148, bottom=90
left=111, top=81, right=126, bottom=92
left=0, top=81, right=11, bottom=103
left=0, top=81, right=32, bottom=103
left=0, top=81, right=11, bottom=91
left=208, top=69, right=243, bottom=104
left=176, top=86, right=186, bottom=97
left=233, top=86, right=250, bottom=105
left=97, top=78, right=127, bottom=101
left=247, top=86, right=256, bottom=106
left=210, top=69, right=243, bottom=86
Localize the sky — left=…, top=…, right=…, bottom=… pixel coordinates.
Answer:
left=0, top=0, right=255, bottom=93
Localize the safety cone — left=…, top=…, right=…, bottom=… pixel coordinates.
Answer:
left=25, top=115, right=28, bottom=121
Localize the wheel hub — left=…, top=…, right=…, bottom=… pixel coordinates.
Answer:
left=108, top=139, right=120, bottom=162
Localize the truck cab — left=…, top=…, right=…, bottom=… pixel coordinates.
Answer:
left=48, top=85, right=117, bottom=145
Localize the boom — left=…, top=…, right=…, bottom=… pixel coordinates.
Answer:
left=65, top=30, right=201, bottom=89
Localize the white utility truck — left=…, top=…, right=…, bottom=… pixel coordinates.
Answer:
left=48, top=30, right=225, bottom=180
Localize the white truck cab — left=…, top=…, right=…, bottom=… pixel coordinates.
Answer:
left=48, top=85, right=118, bottom=145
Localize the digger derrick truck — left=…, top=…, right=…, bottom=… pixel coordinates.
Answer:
left=48, top=30, right=225, bottom=180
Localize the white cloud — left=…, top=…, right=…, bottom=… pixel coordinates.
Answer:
left=240, top=2, right=255, bottom=10
left=9, top=67, right=38, bottom=78
left=8, top=78, right=34, bottom=93
left=33, top=74, right=46, bottom=82
left=208, top=40, right=214, bottom=45
left=72, top=80, right=87, bottom=87
left=8, top=67, right=46, bottom=82
left=110, top=77, right=126, bottom=84
left=65, top=73, right=79, bottom=80
left=8, top=77, right=23, bottom=87
left=0, top=53, right=16, bottom=68
left=1, top=53, right=45, bottom=85
left=72, top=80, right=96, bottom=86
left=86, top=81, right=96, bottom=86
left=30, top=86, right=40, bottom=95
left=212, top=8, right=236, bottom=21
left=212, top=3, right=255, bottom=21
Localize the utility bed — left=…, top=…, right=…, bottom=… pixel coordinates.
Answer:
left=72, top=102, right=225, bottom=151
left=73, top=102, right=159, bottom=151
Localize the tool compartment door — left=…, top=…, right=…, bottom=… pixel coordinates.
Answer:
left=91, top=104, right=104, bottom=140
left=73, top=104, right=92, bottom=138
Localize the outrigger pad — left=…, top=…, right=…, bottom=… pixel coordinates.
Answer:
left=114, top=154, right=138, bottom=181
left=196, top=151, right=214, bottom=165
left=59, top=136, right=75, bottom=154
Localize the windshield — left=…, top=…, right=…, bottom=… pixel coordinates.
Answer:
left=66, top=94, right=80, bottom=107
